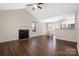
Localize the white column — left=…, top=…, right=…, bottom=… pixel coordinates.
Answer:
left=76, top=11, right=79, bottom=54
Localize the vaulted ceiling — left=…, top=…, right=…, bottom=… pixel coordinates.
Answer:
left=25, top=3, right=79, bottom=20
left=0, top=3, right=79, bottom=22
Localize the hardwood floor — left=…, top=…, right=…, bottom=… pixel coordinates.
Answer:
left=0, top=35, right=78, bottom=56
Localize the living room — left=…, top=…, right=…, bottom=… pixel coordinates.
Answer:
left=0, top=3, right=79, bottom=56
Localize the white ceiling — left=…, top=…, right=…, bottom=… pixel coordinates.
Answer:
left=0, top=3, right=26, bottom=10
left=25, top=3, right=79, bottom=21
left=39, top=13, right=75, bottom=23
left=0, top=3, right=79, bottom=22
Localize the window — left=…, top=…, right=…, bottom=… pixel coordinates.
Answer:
left=47, top=23, right=59, bottom=32
left=32, top=22, right=36, bottom=32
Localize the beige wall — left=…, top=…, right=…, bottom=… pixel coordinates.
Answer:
left=76, top=12, right=79, bottom=41
left=0, top=9, right=46, bottom=43
left=55, top=29, right=76, bottom=42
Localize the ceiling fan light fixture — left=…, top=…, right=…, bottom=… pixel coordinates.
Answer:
left=26, top=3, right=44, bottom=10
left=33, top=4, right=38, bottom=9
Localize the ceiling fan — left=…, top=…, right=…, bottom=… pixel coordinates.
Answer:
left=26, top=3, right=44, bottom=10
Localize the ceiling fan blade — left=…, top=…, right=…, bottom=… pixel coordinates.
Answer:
left=37, top=6, right=42, bottom=9
left=26, top=4, right=33, bottom=6
left=32, top=7, right=35, bottom=10
left=38, top=3, right=44, bottom=5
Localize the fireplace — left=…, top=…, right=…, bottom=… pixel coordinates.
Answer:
left=19, top=29, right=29, bottom=39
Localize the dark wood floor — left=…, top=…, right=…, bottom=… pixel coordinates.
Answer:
left=0, top=35, right=78, bottom=56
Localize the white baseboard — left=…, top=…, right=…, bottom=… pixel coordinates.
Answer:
left=0, top=38, right=18, bottom=43
left=56, top=37, right=77, bottom=42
